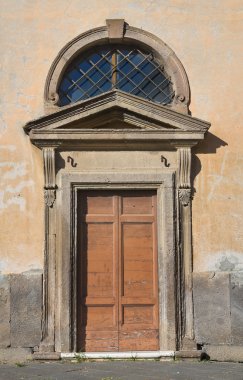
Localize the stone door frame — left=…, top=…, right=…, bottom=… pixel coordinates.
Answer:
left=56, top=171, right=175, bottom=352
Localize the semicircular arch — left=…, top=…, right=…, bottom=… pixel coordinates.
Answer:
left=44, top=21, right=190, bottom=114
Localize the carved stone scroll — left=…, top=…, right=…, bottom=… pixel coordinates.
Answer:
left=44, top=189, right=56, bottom=207
left=43, top=148, right=56, bottom=207
left=178, top=188, right=191, bottom=207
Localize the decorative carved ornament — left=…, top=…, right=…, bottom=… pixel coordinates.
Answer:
left=178, top=188, right=191, bottom=207
left=44, top=189, right=56, bottom=207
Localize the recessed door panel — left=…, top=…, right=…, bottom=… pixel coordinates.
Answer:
left=86, top=223, right=114, bottom=297
left=77, top=190, right=159, bottom=352
left=122, top=223, right=154, bottom=297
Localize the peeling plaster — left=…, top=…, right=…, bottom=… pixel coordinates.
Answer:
left=0, top=259, right=43, bottom=275
left=0, top=145, right=16, bottom=152
left=0, top=260, right=9, bottom=274
left=0, top=180, right=34, bottom=212
left=198, top=251, right=243, bottom=273
left=0, top=191, right=26, bottom=211
left=207, top=150, right=228, bottom=201
left=5, top=180, right=34, bottom=194
left=0, top=162, right=28, bottom=180
left=0, top=114, right=7, bottom=134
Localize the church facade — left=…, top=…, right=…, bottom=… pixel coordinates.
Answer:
left=0, top=1, right=242, bottom=362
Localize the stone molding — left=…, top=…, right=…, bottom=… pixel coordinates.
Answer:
left=44, top=20, right=190, bottom=114
left=24, top=90, right=210, bottom=150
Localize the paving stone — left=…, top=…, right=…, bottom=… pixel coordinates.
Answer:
left=10, top=272, right=42, bottom=348
left=193, top=272, right=231, bottom=345
left=230, top=272, right=243, bottom=345
left=0, top=361, right=243, bottom=380
left=0, top=274, right=10, bottom=348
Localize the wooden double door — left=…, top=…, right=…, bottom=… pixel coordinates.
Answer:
left=77, top=190, right=159, bottom=352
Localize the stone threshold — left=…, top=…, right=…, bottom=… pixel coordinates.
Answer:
left=62, top=351, right=174, bottom=359
left=33, top=350, right=202, bottom=360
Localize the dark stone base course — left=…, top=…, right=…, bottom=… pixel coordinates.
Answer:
left=231, top=273, right=243, bottom=345
left=0, top=348, right=32, bottom=363
left=0, top=275, right=10, bottom=348
left=204, top=345, right=243, bottom=363
left=0, top=271, right=42, bottom=349
left=0, top=269, right=243, bottom=362
left=193, top=271, right=243, bottom=347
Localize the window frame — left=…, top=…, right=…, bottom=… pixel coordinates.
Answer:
left=44, top=22, right=190, bottom=115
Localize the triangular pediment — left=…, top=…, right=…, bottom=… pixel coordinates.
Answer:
left=24, top=90, right=210, bottom=148
left=51, top=108, right=180, bottom=131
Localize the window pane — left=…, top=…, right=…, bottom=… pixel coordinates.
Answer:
left=58, top=46, right=174, bottom=106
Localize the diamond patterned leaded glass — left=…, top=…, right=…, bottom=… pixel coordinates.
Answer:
left=58, top=46, right=174, bottom=106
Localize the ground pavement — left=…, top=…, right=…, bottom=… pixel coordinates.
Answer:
left=0, top=360, right=243, bottom=380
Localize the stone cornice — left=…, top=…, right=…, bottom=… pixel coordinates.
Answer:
left=24, top=90, right=210, bottom=135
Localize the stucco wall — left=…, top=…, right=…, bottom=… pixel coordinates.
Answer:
left=0, top=0, right=242, bottom=275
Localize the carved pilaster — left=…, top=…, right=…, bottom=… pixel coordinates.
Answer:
left=43, top=148, right=56, bottom=207
left=178, top=146, right=191, bottom=204
left=38, top=147, right=56, bottom=354
left=177, top=146, right=196, bottom=350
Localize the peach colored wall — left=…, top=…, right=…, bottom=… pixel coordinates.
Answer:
left=0, top=0, right=242, bottom=274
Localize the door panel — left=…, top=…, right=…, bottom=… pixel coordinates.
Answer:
left=77, top=190, right=159, bottom=352
left=77, top=192, right=119, bottom=352
left=121, top=194, right=153, bottom=215
left=119, top=192, right=159, bottom=351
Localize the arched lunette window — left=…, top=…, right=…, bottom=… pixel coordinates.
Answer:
left=58, top=45, right=174, bottom=106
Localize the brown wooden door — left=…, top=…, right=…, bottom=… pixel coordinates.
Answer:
left=77, top=190, right=159, bottom=352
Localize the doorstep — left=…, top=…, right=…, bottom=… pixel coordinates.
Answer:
left=33, top=350, right=203, bottom=361
left=61, top=351, right=175, bottom=360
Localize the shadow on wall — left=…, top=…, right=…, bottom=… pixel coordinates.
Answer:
left=191, top=131, right=228, bottom=195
